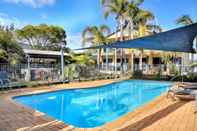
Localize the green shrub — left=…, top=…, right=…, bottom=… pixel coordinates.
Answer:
left=186, top=73, right=197, bottom=82
left=133, top=70, right=143, bottom=78
left=169, top=64, right=180, bottom=76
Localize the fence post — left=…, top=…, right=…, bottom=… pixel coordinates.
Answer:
left=27, top=55, right=31, bottom=81
left=114, top=48, right=117, bottom=74
left=130, top=51, right=134, bottom=75
left=97, top=49, right=100, bottom=70
left=61, top=46, right=65, bottom=82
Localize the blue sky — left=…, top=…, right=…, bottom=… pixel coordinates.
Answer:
left=0, top=0, right=196, bottom=49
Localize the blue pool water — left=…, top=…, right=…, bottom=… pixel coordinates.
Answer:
left=13, top=80, right=172, bottom=128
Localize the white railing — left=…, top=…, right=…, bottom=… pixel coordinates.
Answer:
left=99, top=63, right=193, bottom=75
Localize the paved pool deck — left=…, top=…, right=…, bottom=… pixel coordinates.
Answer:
left=0, top=79, right=196, bottom=131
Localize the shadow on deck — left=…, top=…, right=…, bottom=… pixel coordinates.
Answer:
left=120, top=101, right=187, bottom=131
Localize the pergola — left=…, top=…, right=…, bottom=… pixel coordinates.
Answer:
left=23, top=49, right=69, bottom=81
left=24, top=49, right=69, bottom=58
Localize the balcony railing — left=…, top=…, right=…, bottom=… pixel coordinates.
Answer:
left=99, top=63, right=192, bottom=75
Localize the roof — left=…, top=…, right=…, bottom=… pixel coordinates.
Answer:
left=24, top=49, right=69, bottom=58
left=77, top=23, right=197, bottom=53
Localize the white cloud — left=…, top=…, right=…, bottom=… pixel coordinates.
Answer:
left=67, top=34, right=83, bottom=50
left=0, top=12, right=26, bottom=28
left=41, top=13, right=47, bottom=19
left=4, top=0, right=56, bottom=8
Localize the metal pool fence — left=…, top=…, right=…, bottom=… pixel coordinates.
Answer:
left=0, top=63, right=194, bottom=83
left=0, top=63, right=61, bottom=82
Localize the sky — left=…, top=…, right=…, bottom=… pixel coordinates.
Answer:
left=0, top=0, right=196, bottom=49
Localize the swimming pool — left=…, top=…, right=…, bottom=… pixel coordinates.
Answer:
left=13, top=80, right=172, bottom=128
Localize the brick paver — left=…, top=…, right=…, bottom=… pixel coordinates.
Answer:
left=0, top=80, right=114, bottom=131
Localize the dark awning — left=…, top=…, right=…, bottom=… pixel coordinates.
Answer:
left=77, top=23, right=197, bottom=53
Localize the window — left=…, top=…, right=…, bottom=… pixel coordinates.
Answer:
left=153, top=57, right=161, bottom=65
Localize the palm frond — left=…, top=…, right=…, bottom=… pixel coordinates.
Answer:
left=133, top=0, right=144, bottom=6
left=176, top=15, right=194, bottom=25
left=101, top=0, right=106, bottom=5
left=190, top=63, right=197, bottom=68
left=81, top=25, right=110, bottom=47
left=104, top=10, right=110, bottom=19
left=147, top=24, right=162, bottom=33
left=82, top=37, right=94, bottom=47
left=102, top=0, right=128, bottom=19
left=135, top=9, right=154, bottom=24
left=82, top=27, right=92, bottom=39
left=100, top=25, right=111, bottom=34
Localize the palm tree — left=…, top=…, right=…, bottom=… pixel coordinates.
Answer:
left=123, top=0, right=145, bottom=73
left=101, top=0, right=129, bottom=73
left=102, top=0, right=129, bottom=40
left=101, top=0, right=158, bottom=73
left=135, top=9, right=155, bottom=36
left=124, top=0, right=144, bottom=39
left=133, top=9, right=155, bottom=71
left=176, top=15, right=194, bottom=25
left=82, top=25, right=110, bottom=70
left=146, top=24, right=162, bottom=34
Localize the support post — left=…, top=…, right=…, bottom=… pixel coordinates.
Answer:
left=148, top=54, right=153, bottom=74
left=106, top=48, right=108, bottom=72
left=114, top=48, right=117, bottom=74
left=27, top=55, right=31, bottom=81
left=97, top=49, right=100, bottom=70
left=181, top=53, right=184, bottom=83
left=120, top=17, right=124, bottom=74
left=130, top=51, right=134, bottom=75
left=139, top=52, right=143, bottom=71
left=191, top=53, right=194, bottom=73
left=61, top=47, right=64, bottom=82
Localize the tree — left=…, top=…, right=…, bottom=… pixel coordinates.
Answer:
left=101, top=0, right=162, bottom=73
left=102, top=0, right=129, bottom=41
left=0, top=49, right=8, bottom=63
left=0, top=26, right=25, bottom=64
left=16, top=24, right=67, bottom=51
left=146, top=24, right=162, bottom=34
left=176, top=15, right=194, bottom=25
left=124, top=0, right=144, bottom=39
left=132, top=9, right=155, bottom=70
left=101, top=0, right=129, bottom=73
left=134, top=9, right=155, bottom=36
left=72, top=53, right=95, bottom=66
left=123, top=0, right=145, bottom=73
left=82, top=25, right=110, bottom=69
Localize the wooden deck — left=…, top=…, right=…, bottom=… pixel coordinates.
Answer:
left=119, top=99, right=197, bottom=131
left=0, top=80, right=197, bottom=131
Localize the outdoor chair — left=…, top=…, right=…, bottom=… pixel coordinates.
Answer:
left=0, top=71, right=26, bottom=90
left=0, top=79, right=5, bottom=90
left=181, top=82, right=197, bottom=86
left=167, top=84, right=196, bottom=101
left=0, top=71, right=11, bottom=90
left=178, top=83, right=197, bottom=90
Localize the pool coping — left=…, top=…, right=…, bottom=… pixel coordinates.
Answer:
left=12, top=79, right=171, bottom=99
left=5, top=79, right=175, bottom=130
left=12, top=79, right=126, bottom=99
